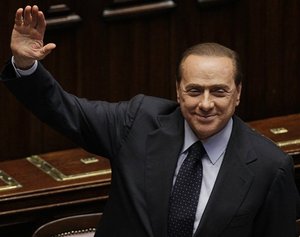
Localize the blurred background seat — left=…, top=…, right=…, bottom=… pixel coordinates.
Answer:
left=32, top=213, right=102, bottom=237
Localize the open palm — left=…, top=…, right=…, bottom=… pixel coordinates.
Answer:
left=11, top=5, right=56, bottom=68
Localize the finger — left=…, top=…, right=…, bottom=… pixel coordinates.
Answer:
left=40, top=43, right=56, bottom=58
left=30, top=5, right=39, bottom=28
left=23, top=5, right=32, bottom=26
left=36, top=11, right=46, bottom=35
left=14, top=8, right=24, bottom=26
left=44, top=43, right=56, bottom=53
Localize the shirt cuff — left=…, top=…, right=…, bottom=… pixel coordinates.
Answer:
left=11, top=56, right=38, bottom=77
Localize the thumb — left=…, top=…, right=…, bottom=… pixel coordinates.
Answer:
left=40, top=43, right=56, bottom=58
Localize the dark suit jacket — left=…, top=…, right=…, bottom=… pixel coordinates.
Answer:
left=1, top=62, right=299, bottom=237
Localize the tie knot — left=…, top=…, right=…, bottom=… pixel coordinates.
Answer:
left=189, top=141, right=206, bottom=159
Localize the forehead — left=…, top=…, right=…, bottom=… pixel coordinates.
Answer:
left=181, top=55, right=235, bottom=84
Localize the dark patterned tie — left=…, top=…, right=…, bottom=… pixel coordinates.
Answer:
left=168, top=141, right=206, bottom=237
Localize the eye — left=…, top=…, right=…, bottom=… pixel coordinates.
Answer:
left=186, top=88, right=202, bottom=96
left=211, top=88, right=227, bottom=97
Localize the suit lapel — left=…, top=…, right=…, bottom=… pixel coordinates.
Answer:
left=145, top=114, right=257, bottom=237
left=145, top=108, right=184, bottom=237
left=194, top=117, right=257, bottom=237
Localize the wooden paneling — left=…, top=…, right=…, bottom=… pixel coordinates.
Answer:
left=0, top=148, right=110, bottom=237
left=0, top=0, right=300, bottom=161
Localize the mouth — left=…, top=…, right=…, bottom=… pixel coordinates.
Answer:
left=195, top=114, right=217, bottom=122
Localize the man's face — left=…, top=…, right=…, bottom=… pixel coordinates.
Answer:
left=177, top=55, right=242, bottom=140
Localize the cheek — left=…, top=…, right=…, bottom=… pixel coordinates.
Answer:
left=181, top=97, right=199, bottom=110
left=179, top=98, right=196, bottom=116
left=218, top=98, right=238, bottom=114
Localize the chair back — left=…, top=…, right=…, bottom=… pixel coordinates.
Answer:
left=32, top=213, right=102, bottom=237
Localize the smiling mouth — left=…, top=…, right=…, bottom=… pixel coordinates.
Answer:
left=195, top=114, right=216, bottom=121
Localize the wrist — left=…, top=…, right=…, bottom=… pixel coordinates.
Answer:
left=13, top=56, right=35, bottom=70
left=11, top=57, right=38, bottom=77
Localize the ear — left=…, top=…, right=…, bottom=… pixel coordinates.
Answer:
left=235, top=83, right=242, bottom=106
left=176, top=81, right=180, bottom=103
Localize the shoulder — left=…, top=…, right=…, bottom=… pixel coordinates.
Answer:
left=126, top=94, right=179, bottom=116
left=233, top=116, right=283, bottom=151
left=232, top=116, right=290, bottom=167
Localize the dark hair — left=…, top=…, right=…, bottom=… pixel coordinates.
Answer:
left=177, top=42, right=242, bottom=86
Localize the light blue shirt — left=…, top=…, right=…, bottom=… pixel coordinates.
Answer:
left=11, top=57, right=38, bottom=77
left=175, top=119, right=233, bottom=233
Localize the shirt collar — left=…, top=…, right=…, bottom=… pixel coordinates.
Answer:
left=182, top=118, right=233, bottom=164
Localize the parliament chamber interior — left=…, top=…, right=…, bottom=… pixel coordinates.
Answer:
left=0, top=0, right=300, bottom=236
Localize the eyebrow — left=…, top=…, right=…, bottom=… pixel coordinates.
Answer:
left=184, top=83, right=230, bottom=90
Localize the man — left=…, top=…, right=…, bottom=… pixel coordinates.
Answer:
left=1, top=5, right=299, bottom=237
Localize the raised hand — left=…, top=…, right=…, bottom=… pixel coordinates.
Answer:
left=11, top=5, right=56, bottom=69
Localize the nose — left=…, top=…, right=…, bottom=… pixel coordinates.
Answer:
left=198, top=91, right=214, bottom=111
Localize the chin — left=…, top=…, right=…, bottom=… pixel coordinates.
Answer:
left=193, top=127, right=217, bottom=140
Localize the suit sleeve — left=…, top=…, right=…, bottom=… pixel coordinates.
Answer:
left=253, top=155, right=300, bottom=237
left=1, top=61, right=144, bottom=158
